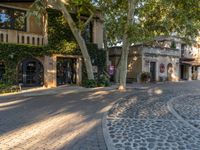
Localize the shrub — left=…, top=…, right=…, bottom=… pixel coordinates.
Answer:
left=97, top=74, right=110, bottom=87
left=82, top=79, right=97, bottom=88
left=0, top=83, right=20, bottom=94
left=140, top=72, right=151, bottom=83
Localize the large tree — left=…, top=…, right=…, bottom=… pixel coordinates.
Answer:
left=29, top=0, right=97, bottom=80
left=99, top=0, right=200, bottom=90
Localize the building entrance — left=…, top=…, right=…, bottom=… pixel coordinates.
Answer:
left=18, top=58, right=44, bottom=86
left=150, top=62, right=156, bottom=82
left=56, top=57, right=77, bottom=86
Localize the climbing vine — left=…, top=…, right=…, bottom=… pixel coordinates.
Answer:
left=0, top=9, right=106, bottom=86
left=0, top=43, right=49, bottom=84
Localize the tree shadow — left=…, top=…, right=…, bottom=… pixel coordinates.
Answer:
left=0, top=88, right=128, bottom=149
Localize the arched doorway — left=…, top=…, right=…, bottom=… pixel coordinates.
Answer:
left=167, top=63, right=173, bottom=81
left=0, top=62, right=5, bottom=82
left=18, top=58, right=44, bottom=86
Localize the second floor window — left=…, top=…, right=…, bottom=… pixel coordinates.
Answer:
left=82, top=23, right=93, bottom=43
left=0, top=6, right=26, bottom=31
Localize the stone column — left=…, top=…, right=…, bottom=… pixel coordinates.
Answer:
left=76, top=57, right=82, bottom=85
left=197, top=67, right=200, bottom=80
left=188, top=66, right=192, bottom=80
left=44, top=55, right=57, bottom=88
left=8, top=30, right=18, bottom=43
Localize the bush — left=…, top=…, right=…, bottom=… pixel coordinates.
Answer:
left=82, top=79, right=97, bottom=88
left=140, top=72, right=151, bottom=83
left=0, top=83, right=20, bottom=94
left=97, top=74, right=110, bottom=87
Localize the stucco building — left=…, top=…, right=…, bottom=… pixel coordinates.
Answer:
left=0, top=1, right=104, bottom=87
left=109, top=45, right=180, bottom=82
left=109, top=36, right=200, bottom=83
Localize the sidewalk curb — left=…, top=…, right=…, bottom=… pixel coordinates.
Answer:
left=102, top=92, right=134, bottom=150
left=167, top=93, right=200, bottom=132
left=0, top=86, right=118, bottom=99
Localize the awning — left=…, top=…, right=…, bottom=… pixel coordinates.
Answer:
left=181, top=61, right=200, bottom=66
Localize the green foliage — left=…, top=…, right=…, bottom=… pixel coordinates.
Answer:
left=170, top=41, right=176, bottom=49
left=98, top=0, right=200, bottom=46
left=0, top=43, right=49, bottom=84
left=47, top=9, right=79, bottom=55
left=140, top=72, right=151, bottom=83
left=82, top=79, right=97, bottom=88
left=47, top=9, right=106, bottom=80
left=82, top=44, right=106, bottom=81
left=97, top=74, right=110, bottom=87
left=0, top=83, right=20, bottom=94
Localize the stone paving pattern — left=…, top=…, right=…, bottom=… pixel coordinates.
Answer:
left=105, top=81, right=200, bottom=150
left=0, top=87, right=130, bottom=150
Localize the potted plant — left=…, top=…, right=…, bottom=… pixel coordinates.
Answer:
left=140, top=72, right=151, bottom=83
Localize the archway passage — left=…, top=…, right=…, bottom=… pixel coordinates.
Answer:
left=0, top=62, right=5, bottom=82
left=167, top=63, right=173, bottom=81
left=18, top=58, right=44, bottom=86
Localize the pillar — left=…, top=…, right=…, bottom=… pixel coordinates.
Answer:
left=44, top=55, right=57, bottom=88
left=188, top=66, right=192, bottom=80
left=197, top=67, right=200, bottom=80
left=7, top=30, right=18, bottom=43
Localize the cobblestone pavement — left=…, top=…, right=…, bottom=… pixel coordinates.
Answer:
left=104, top=81, right=200, bottom=150
left=0, top=87, right=132, bottom=150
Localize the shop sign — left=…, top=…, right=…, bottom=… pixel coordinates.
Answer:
left=108, top=65, right=115, bottom=75
left=160, top=63, right=165, bottom=73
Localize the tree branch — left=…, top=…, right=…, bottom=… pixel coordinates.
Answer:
left=82, top=9, right=94, bottom=30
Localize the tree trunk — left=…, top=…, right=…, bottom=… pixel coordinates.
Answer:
left=118, top=35, right=129, bottom=90
left=59, top=3, right=94, bottom=80
left=103, top=26, right=109, bottom=71
left=118, top=0, right=137, bottom=90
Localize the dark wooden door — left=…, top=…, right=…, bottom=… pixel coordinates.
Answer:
left=150, top=62, right=156, bottom=82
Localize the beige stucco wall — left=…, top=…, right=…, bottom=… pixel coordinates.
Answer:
left=109, top=46, right=180, bottom=83
left=140, top=46, right=180, bottom=82
left=127, top=57, right=142, bottom=82
left=43, top=54, right=82, bottom=88
left=142, top=56, right=180, bottom=82
left=93, top=19, right=104, bottom=49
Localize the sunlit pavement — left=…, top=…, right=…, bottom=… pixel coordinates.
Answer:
left=0, top=86, right=134, bottom=150
left=1, top=81, right=200, bottom=150
left=104, top=81, right=200, bottom=150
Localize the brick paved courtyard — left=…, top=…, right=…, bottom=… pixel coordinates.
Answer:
left=1, top=81, right=200, bottom=150
left=0, top=87, right=131, bottom=150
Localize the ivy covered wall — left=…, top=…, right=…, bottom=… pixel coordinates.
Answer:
left=47, top=9, right=106, bottom=79
left=0, top=43, right=49, bottom=84
left=0, top=9, right=106, bottom=84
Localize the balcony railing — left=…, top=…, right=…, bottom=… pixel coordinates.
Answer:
left=0, top=29, right=46, bottom=46
left=181, top=46, right=199, bottom=59
left=0, top=30, right=8, bottom=43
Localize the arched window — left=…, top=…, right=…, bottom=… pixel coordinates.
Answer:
left=18, top=58, right=44, bottom=86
